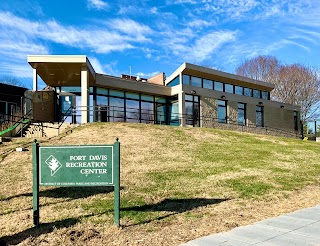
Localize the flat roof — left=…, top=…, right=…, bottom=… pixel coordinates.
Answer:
left=28, top=55, right=95, bottom=86
left=166, top=62, right=275, bottom=91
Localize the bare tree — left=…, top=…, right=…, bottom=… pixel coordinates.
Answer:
left=0, top=76, right=23, bottom=87
left=235, top=55, right=280, bottom=83
left=235, top=55, right=320, bottom=124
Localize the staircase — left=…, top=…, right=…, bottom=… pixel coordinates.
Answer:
left=24, top=122, right=78, bottom=138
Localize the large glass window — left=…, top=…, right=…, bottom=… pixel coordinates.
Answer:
left=141, top=101, right=154, bottom=123
left=156, top=103, right=166, bottom=125
left=96, top=96, right=108, bottom=122
left=238, top=103, right=246, bottom=126
left=109, top=97, right=125, bottom=122
left=262, top=91, right=269, bottom=100
left=191, top=76, right=202, bottom=87
left=203, top=79, right=213, bottom=89
left=225, top=83, right=234, bottom=93
left=217, top=100, right=227, bottom=123
left=167, top=75, right=180, bottom=87
left=182, top=74, right=190, bottom=85
left=256, top=106, right=264, bottom=127
left=126, top=99, right=140, bottom=123
left=235, top=86, right=243, bottom=95
left=253, top=89, right=261, bottom=98
left=214, top=81, right=224, bottom=91
left=169, top=101, right=179, bottom=126
left=185, top=95, right=200, bottom=126
left=110, top=90, right=124, bottom=97
left=244, top=88, right=252, bottom=97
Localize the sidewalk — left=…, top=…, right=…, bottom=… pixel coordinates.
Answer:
left=182, top=205, right=320, bottom=246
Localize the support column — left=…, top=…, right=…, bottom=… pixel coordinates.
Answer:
left=33, top=68, right=38, bottom=91
left=81, top=65, right=89, bottom=124
left=178, top=90, right=186, bottom=127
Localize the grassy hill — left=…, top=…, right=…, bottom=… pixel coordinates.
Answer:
left=0, top=123, right=319, bottom=245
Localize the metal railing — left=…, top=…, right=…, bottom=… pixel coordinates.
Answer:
left=0, top=109, right=33, bottom=137
left=62, top=105, right=301, bottom=139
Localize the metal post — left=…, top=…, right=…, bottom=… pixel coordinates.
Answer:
left=32, top=139, right=40, bottom=226
left=21, top=97, right=24, bottom=137
left=314, top=120, right=317, bottom=141
left=114, top=138, right=120, bottom=226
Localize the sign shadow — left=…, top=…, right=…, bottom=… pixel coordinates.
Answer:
left=122, top=197, right=229, bottom=226
left=0, top=217, right=79, bottom=246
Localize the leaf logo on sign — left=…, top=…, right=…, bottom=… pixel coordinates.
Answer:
left=45, top=155, right=62, bottom=176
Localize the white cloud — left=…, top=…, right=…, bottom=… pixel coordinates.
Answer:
left=136, top=71, right=161, bottom=78
left=0, top=12, right=150, bottom=54
left=150, top=7, right=158, bottom=14
left=87, top=0, right=108, bottom=10
left=187, top=19, right=215, bottom=28
left=89, top=57, right=106, bottom=74
left=266, top=39, right=311, bottom=53
left=188, top=31, right=237, bottom=62
left=108, top=19, right=153, bottom=42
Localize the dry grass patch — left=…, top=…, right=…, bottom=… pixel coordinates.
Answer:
left=1, top=122, right=320, bottom=245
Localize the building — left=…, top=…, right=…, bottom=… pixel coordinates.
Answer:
left=27, top=55, right=300, bottom=136
left=0, top=82, right=28, bottom=120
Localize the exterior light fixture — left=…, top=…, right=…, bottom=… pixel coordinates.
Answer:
left=191, top=90, right=196, bottom=94
left=49, top=73, right=55, bottom=76
left=221, top=95, right=226, bottom=99
left=259, top=102, right=263, bottom=105
left=75, top=73, right=80, bottom=76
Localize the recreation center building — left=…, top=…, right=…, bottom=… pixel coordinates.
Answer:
left=27, top=55, right=300, bottom=136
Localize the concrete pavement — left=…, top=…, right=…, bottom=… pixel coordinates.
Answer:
left=182, top=204, right=320, bottom=246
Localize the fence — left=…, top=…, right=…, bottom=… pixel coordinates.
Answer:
left=64, top=105, right=301, bottom=139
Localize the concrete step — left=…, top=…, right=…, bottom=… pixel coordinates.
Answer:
left=24, top=123, right=79, bottom=138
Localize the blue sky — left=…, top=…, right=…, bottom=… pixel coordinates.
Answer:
left=0, top=0, right=319, bottom=88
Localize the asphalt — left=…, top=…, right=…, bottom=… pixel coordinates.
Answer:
left=181, top=204, right=320, bottom=246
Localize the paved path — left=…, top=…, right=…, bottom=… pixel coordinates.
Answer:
left=182, top=205, right=320, bottom=246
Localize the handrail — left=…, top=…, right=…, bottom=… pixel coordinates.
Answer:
left=0, top=109, right=33, bottom=136
left=68, top=105, right=301, bottom=138
left=58, top=106, right=75, bottom=135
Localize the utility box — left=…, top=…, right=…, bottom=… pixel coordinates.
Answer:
left=32, top=91, right=56, bottom=122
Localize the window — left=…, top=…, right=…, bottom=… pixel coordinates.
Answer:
left=238, top=103, right=246, bottom=126
left=214, top=81, right=224, bottom=91
left=253, top=89, right=261, bottom=98
left=217, top=100, right=227, bottom=123
left=109, top=97, right=125, bottom=122
left=191, top=76, right=202, bottom=87
left=141, top=101, right=154, bottom=123
left=256, top=106, right=264, bottom=127
left=235, top=86, right=243, bottom=95
left=126, top=99, right=140, bottom=123
left=203, top=79, right=213, bottom=89
left=185, top=95, right=200, bottom=126
left=294, top=111, right=299, bottom=131
left=244, top=88, right=252, bottom=97
left=262, top=91, right=269, bottom=100
left=167, top=76, right=180, bottom=87
left=182, top=74, right=190, bottom=85
left=225, top=83, right=234, bottom=93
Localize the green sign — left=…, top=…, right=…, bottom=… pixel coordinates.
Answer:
left=39, top=146, right=114, bottom=186
left=32, top=139, right=120, bottom=227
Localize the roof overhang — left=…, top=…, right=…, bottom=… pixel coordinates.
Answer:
left=166, top=63, right=275, bottom=92
left=28, top=55, right=96, bottom=87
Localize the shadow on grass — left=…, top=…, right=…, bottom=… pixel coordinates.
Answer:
left=1, top=186, right=122, bottom=201
left=122, top=198, right=228, bottom=226
left=0, top=217, right=79, bottom=246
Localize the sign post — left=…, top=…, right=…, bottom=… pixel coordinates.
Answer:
left=32, top=138, right=120, bottom=226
